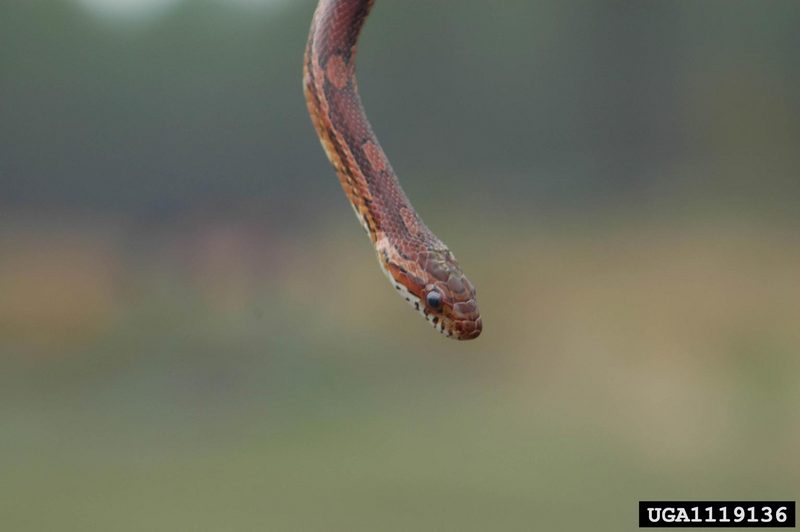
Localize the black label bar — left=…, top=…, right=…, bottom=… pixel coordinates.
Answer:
left=639, top=501, right=795, bottom=528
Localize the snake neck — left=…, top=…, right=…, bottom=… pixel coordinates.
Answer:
left=304, top=0, right=437, bottom=249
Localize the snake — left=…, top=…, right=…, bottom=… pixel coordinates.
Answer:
left=303, top=0, right=482, bottom=340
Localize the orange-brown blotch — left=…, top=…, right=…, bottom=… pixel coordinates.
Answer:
left=362, top=141, right=386, bottom=173
left=325, top=55, right=351, bottom=90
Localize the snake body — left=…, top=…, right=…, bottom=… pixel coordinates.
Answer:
left=304, top=0, right=481, bottom=340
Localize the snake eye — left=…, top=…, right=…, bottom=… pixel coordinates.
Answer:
left=426, top=290, right=443, bottom=310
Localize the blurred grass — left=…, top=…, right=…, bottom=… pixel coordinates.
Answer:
left=1, top=212, right=798, bottom=531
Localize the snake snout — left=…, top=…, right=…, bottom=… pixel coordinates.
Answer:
left=454, top=317, right=482, bottom=340
left=449, top=299, right=482, bottom=340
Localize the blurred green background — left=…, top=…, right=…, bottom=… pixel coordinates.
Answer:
left=1, top=0, right=799, bottom=530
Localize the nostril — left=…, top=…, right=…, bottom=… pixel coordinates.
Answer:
left=468, top=324, right=482, bottom=339
left=456, top=318, right=482, bottom=340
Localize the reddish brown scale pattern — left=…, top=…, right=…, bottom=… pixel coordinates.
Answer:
left=362, top=141, right=386, bottom=173
left=399, top=207, right=420, bottom=237
left=325, top=55, right=352, bottom=89
left=304, top=0, right=481, bottom=340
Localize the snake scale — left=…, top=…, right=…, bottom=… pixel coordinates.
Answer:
left=304, top=0, right=482, bottom=340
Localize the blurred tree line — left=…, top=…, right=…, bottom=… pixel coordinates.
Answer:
left=1, top=0, right=798, bottom=221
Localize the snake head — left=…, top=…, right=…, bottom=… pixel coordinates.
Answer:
left=420, top=250, right=482, bottom=340
left=388, top=249, right=481, bottom=340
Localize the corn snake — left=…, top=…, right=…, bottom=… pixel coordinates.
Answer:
left=303, top=0, right=482, bottom=340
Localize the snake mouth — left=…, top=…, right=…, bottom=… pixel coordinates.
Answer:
left=423, top=306, right=481, bottom=340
